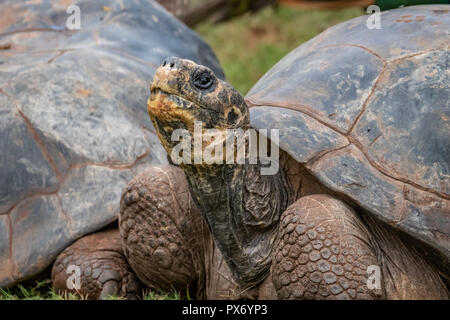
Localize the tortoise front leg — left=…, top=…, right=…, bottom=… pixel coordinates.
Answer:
left=119, top=166, right=207, bottom=298
left=271, top=194, right=383, bottom=300
left=271, top=194, right=448, bottom=300
left=51, top=229, right=142, bottom=299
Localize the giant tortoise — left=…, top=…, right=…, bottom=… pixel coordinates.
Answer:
left=0, top=0, right=223, bottom=296
left=119, top=5, right=449, bottom=299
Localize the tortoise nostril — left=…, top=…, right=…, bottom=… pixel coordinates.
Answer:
left=170, top=62, right=174, bottom=68
left=162, top=60, right=166, bottom=67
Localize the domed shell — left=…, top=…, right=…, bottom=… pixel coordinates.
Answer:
left=247, top=5, right=449, bottom=272
left=0, top=0, right=222, bottom=287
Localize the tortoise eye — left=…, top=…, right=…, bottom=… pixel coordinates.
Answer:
left=193, top=70, right=214, bottom=90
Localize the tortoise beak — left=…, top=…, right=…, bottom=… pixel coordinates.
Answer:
left=150, top=56, right=195, bottom=97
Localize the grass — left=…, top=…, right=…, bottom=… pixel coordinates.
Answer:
left=1, top=5, right=365, bottom=300
left=0, top=278, right=182, bottom=300
left=195, top=5, right=364, bottom=94
left=141, top=289, right=183, bottom=300
left=0, top=279, right=80, bottom=300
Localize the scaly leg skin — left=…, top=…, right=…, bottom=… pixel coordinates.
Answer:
left=271, top=194, right=448, bottom=300
left=119, top=166, right=208, bottom=298
left=52, top=229, right=142, bottom=299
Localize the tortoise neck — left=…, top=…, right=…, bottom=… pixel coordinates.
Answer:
left=182, top=158, right=293, bottom=287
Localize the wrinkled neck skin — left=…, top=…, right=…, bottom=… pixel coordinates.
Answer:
left=180, top=140, right=293, bottom=288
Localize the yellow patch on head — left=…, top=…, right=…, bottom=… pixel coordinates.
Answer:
left=147, top=91, right=196, bottom=132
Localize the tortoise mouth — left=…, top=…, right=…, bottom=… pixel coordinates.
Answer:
left=149, top=88, right=197, bottom=111
left=149, top=86, right=222, bottom=117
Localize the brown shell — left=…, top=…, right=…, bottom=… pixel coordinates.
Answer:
left=246, top=5, right=449, bottom=272
left=0, top=0, right=223, bottom=288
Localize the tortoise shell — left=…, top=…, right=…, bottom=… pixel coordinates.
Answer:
left=246, top=5, right=449, bottom=273
left=0, top=0, right=223, bottom=287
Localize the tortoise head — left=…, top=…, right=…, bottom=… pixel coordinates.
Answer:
left=147, top=57, right=250, bottom=155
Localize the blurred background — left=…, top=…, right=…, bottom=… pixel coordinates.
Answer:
left=156, top=0, right=448, bottom=94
